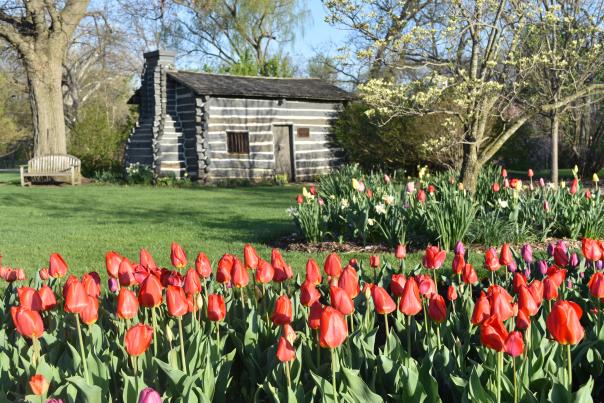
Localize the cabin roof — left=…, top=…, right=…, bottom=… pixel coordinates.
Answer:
left=166, top=70, right=353, bottom=102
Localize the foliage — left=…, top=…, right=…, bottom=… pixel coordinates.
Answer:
left=125, top=163, right=154, bottom=185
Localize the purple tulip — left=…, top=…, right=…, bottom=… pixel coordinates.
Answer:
left=580, top=271, right=585, bottom=279
left=539, top=178, right=545, bottom=187
left=524, top=268, right=531, bottom=279
left=406, top=182, right=415, bottom=193
left=597, top=260, right=604, bottom=271
left=570, top=252, right=579, bottom=268
left=547, top=243, right=554, bottom=256
left=47, top=399, right=63, bottom=403
left=507, top=261, right=517, bottom=273
left=538, top=260, right=548, bottom=275
left=566, top=279, right=573, bottom=289
left=139, top=387, right=162, bottom=403
left=521, top=244, right=533, bottom=264
left=454, top=241, right=465, bottom=256
left=108, top=278, right=119, bottom=293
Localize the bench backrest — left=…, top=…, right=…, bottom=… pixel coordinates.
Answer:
left=28, top=155, right=81, bottom=173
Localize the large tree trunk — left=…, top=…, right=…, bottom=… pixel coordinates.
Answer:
left=25, top=53, right=68, bottom=156
left=551, top=110, right=559, bottom=185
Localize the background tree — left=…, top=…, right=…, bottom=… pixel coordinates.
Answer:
left=165, top=0, right=307, bottom=77
left=0, top=0, right=90, bottom=155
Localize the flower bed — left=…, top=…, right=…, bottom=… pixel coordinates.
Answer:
left=1, top=240, right=604, bottom=402
left=290, top=164, right=604, bottom=248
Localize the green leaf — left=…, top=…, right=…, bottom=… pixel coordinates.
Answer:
left=67, top=375, right=104, bottom=403
left=153, top=357, right=187, bottom=390
left=341, top=367, right=383, bottom=403
left=573, top=377, right=594, bottom=403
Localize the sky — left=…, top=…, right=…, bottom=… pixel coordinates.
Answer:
left=293, top=1, right=348, bottom=60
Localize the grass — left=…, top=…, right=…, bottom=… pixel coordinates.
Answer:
left=0, top=173, right=493, bottom=282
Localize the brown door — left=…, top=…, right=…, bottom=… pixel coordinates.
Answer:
left=273, top=125, right=294, bottom=181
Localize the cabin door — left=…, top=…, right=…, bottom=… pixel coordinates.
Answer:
left=273, top=125, right=294, bottom=181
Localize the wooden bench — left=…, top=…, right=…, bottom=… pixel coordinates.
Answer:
left=20, top=154, right=82, bottom=186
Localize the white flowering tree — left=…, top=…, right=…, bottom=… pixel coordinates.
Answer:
left=326, top=0, right=604, bottom=192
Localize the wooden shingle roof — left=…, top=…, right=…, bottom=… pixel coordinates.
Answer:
left=167, top=70, right=353, bottom=102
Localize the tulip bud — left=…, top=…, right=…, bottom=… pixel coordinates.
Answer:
left=597, top=260, right=604, bottom=271
left=528, top=169, right=534, bottom=178
left=454, top=241, right=465, bottom=256
left=165, top=324, right=174, bottom=343
left=38, top=268, right=49, bottom=281
left=196, top=294, right=204, bottom=311
left=570, top=252, right=579, bottom=268
left=539, top=178, right=545, bottom=187
left=501, top=168, right=507, bottom=178
left=521, top=244, right=533, bottom=264
left=138, top=387, right=162, bottom=403
left=108, top=278, right=119, bottom=293
left=538, top=260, right=548, bottom=276
left=369, top=255, right=380, bottom=268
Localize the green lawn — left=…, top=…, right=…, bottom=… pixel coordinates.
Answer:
left=0, top=173, right=488, bottom=280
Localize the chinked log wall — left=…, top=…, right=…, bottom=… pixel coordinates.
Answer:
left=204, top=97, right=345, bottom=181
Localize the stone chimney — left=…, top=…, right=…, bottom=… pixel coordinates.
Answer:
left=139, top=50, right=176, bottom=120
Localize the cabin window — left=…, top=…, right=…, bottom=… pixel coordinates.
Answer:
left=297, top=128, right=310, bottom=138
left=227, top=131, right=250, bottom=154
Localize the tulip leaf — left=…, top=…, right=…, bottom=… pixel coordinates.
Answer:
left=153, top=357, right=187, bottom=390
left=341, top=367, right=383, bottom=403
left=310, top=370, right=336, bottom=401
left=67, top=375, right=103, bottom=403
left=213, top=348, right=236, bottom=403
left=573, top=377, right=594, bottom=403
left=548, top=382, right=571, bottom=403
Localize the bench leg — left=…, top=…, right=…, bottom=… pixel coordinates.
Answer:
left=20, top=167, right=26, bottom=187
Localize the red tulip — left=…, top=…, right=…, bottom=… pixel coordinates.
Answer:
left=417, top=189, right=426, bottom=202
left=452, top=253, right=465, bottom=275
left=271, top=295, right=293, bottom=325
left=370, top=255, right=380, bottom=268
left=231, top=258, right=249, bottom=288
left=18, top=287, right=43, bottom=311
left=244, top=244, right=259, bottom=270
left=282, top=323, right=297, bottom=343
left=319, top=306, right=348, bottom=348
left=499, top=244, right=513, bottom=266
left=308, top=301, right=323, bottom=330
left=570, top=178, right=579, bottom=195
left=166, top=285, right=188, bottom=317
left=471, top=292, right=491, bottom=325
left=62, top=275, right=78, bottom=299
left=140, top=248, right=157, bottom=269
left=117, top=288, right=139, bottom=320
left=512, top=272, right=527, bottom=294
left=338, top=265, right=359, bottom=298
left=324, top=253, right=342, bottom=278
left=546, top=300, right=585, bottom=345
left=518, top=285, right=539, bottom=316
left=296, top=194, right=303, bottom=204
left=547, top=266, right=567, bottom=287
left=207, top=294, right=226, bottom=321
left=528, top=280, right=544, bottom=306
left=582, top=238, right=602, bottom=262
left=80, top=296, right=99, bottom=325
left=29, top=374, right=49, bottom=396
left=255, top=259, right=275, bottom=284
left=484, top=248, right=500, bottom=272
left=480, top=314, right=509, bottom=352
left=543, top=277, right=559, bottom=300
left=11, top=306, right=44, bottom=338
left=82, top=273, right=100, bottom=298
left=38, top=285, right=56, bottom=311
left=170, top=242, right=187, bottom=268
left=64, top=281, right=88, bottom=314
left=49, top=253, right=68, bottom=278
left=505, top=331, right=524, bottom=357
left=124, top=323, right=154, bottom=356
left=489, top=287, right=514, bottom=322
left=492, top=182, right=500, bottom=192
left=371, top=286, right=396, bottom=315
left=588, top=272, right=604, bottom=298
left=390, top=274, right=406, bottom=297
left=553, top=245, right=569, bottom=267
left=138, top=274, right=163, bottom=308
left=399, top=277, right=422, bottom=316
left=184, top=268, right=202, bottom=295
left=105, top=251, right=123, bottom=278
left=195, top=252, right=212, bottom=278
left=300, top=280, right=321, bottom=307
left=447, top=285, right=458, bottom=301
left=276, top=336, right=296, bottom=362
left=501, top=168, right=508, bottom=178
left=417, top=274, right=436, bottom=298
left=272, top=249, right=293, bottom=282
left=216, top=256, right=232, bottom=284
left=395, top=244, right=406, bottom=260
left=516, top=309, right=531, bottom=330
left=462, top=263, right=478, bottom=284
left=118, top=258, right=136, bottom=287
left=423, top=246, right=446, bottom=270
left=38, top=268, right=49, bottom=281
left=428, top=294, right=447, bottom=323
left=330, top=285, right=355, bottom=315
left=305, top=258, right=322, bottom=284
